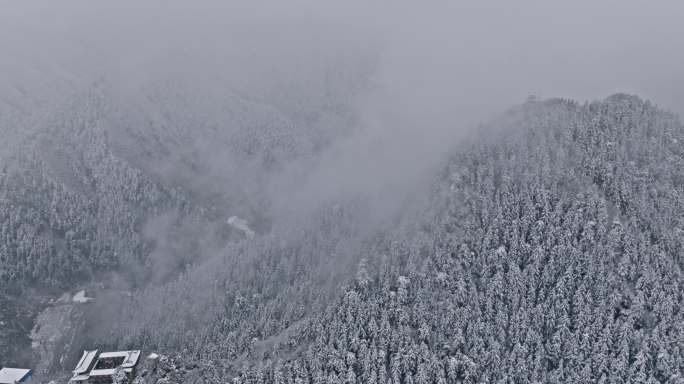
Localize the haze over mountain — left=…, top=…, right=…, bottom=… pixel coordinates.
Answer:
left=0, top=1, right=683, bottom=383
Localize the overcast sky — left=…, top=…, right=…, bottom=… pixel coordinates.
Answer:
left=2, top=0, right=683, bottom=119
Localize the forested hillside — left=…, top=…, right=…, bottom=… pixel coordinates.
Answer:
left=0, top=50, right=373, bottom=368
left=0, top=90, right=198, bottom=289
left=3, top=2, right=684, bottom=383
left=0, top=87, right=208, bottom=365
left=2, top=89, right=683, bottom=382
left=131, top=95, right=682, bottom=384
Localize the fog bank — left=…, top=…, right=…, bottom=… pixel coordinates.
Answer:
left=2, top=0, right=683, bottom=232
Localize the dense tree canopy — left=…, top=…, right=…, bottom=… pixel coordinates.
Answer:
left=211, top=95, right=684, bottom=384
left=1, top=93, right=682, bottom=383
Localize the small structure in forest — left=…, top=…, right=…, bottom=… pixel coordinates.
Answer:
left=69, top=350, right=141, bottom=383
left=72, top=290, right=94, bottom=304
left=227, top=216, right=255, bottom=238
left=0, top=368, right=33, bottom=384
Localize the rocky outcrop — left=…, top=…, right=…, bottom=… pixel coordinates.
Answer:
left=30, top=293, right=87, bottom=379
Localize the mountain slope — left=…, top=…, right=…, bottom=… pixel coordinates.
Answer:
left=3, top=92, right=683, bottom=382
left=217, top=95, right=683, bottom=383
left=0, top=56, right=373, bottom=370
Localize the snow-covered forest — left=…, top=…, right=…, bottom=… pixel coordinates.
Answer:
left=1, top=2, right=684, bottom=383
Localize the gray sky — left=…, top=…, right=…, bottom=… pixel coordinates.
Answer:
left=2, top=0, right=683, bottom=118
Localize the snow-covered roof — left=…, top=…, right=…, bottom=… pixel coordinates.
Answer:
left=121, top=350, right=141, bottom=368
left=96, top=350, right=140, bottom=367
left=98, top=351, right=128, bottom=358
left=73, top=349, right=99, bottom=374
left=70, top=349, right=141, bottom=382
left=88, top=368, right=117, bottom=377
left=0, top=368, right=32, bottom=383
left=89, top=368, right=133, bottom=377
left=72, top=290, right=94, bottom=303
